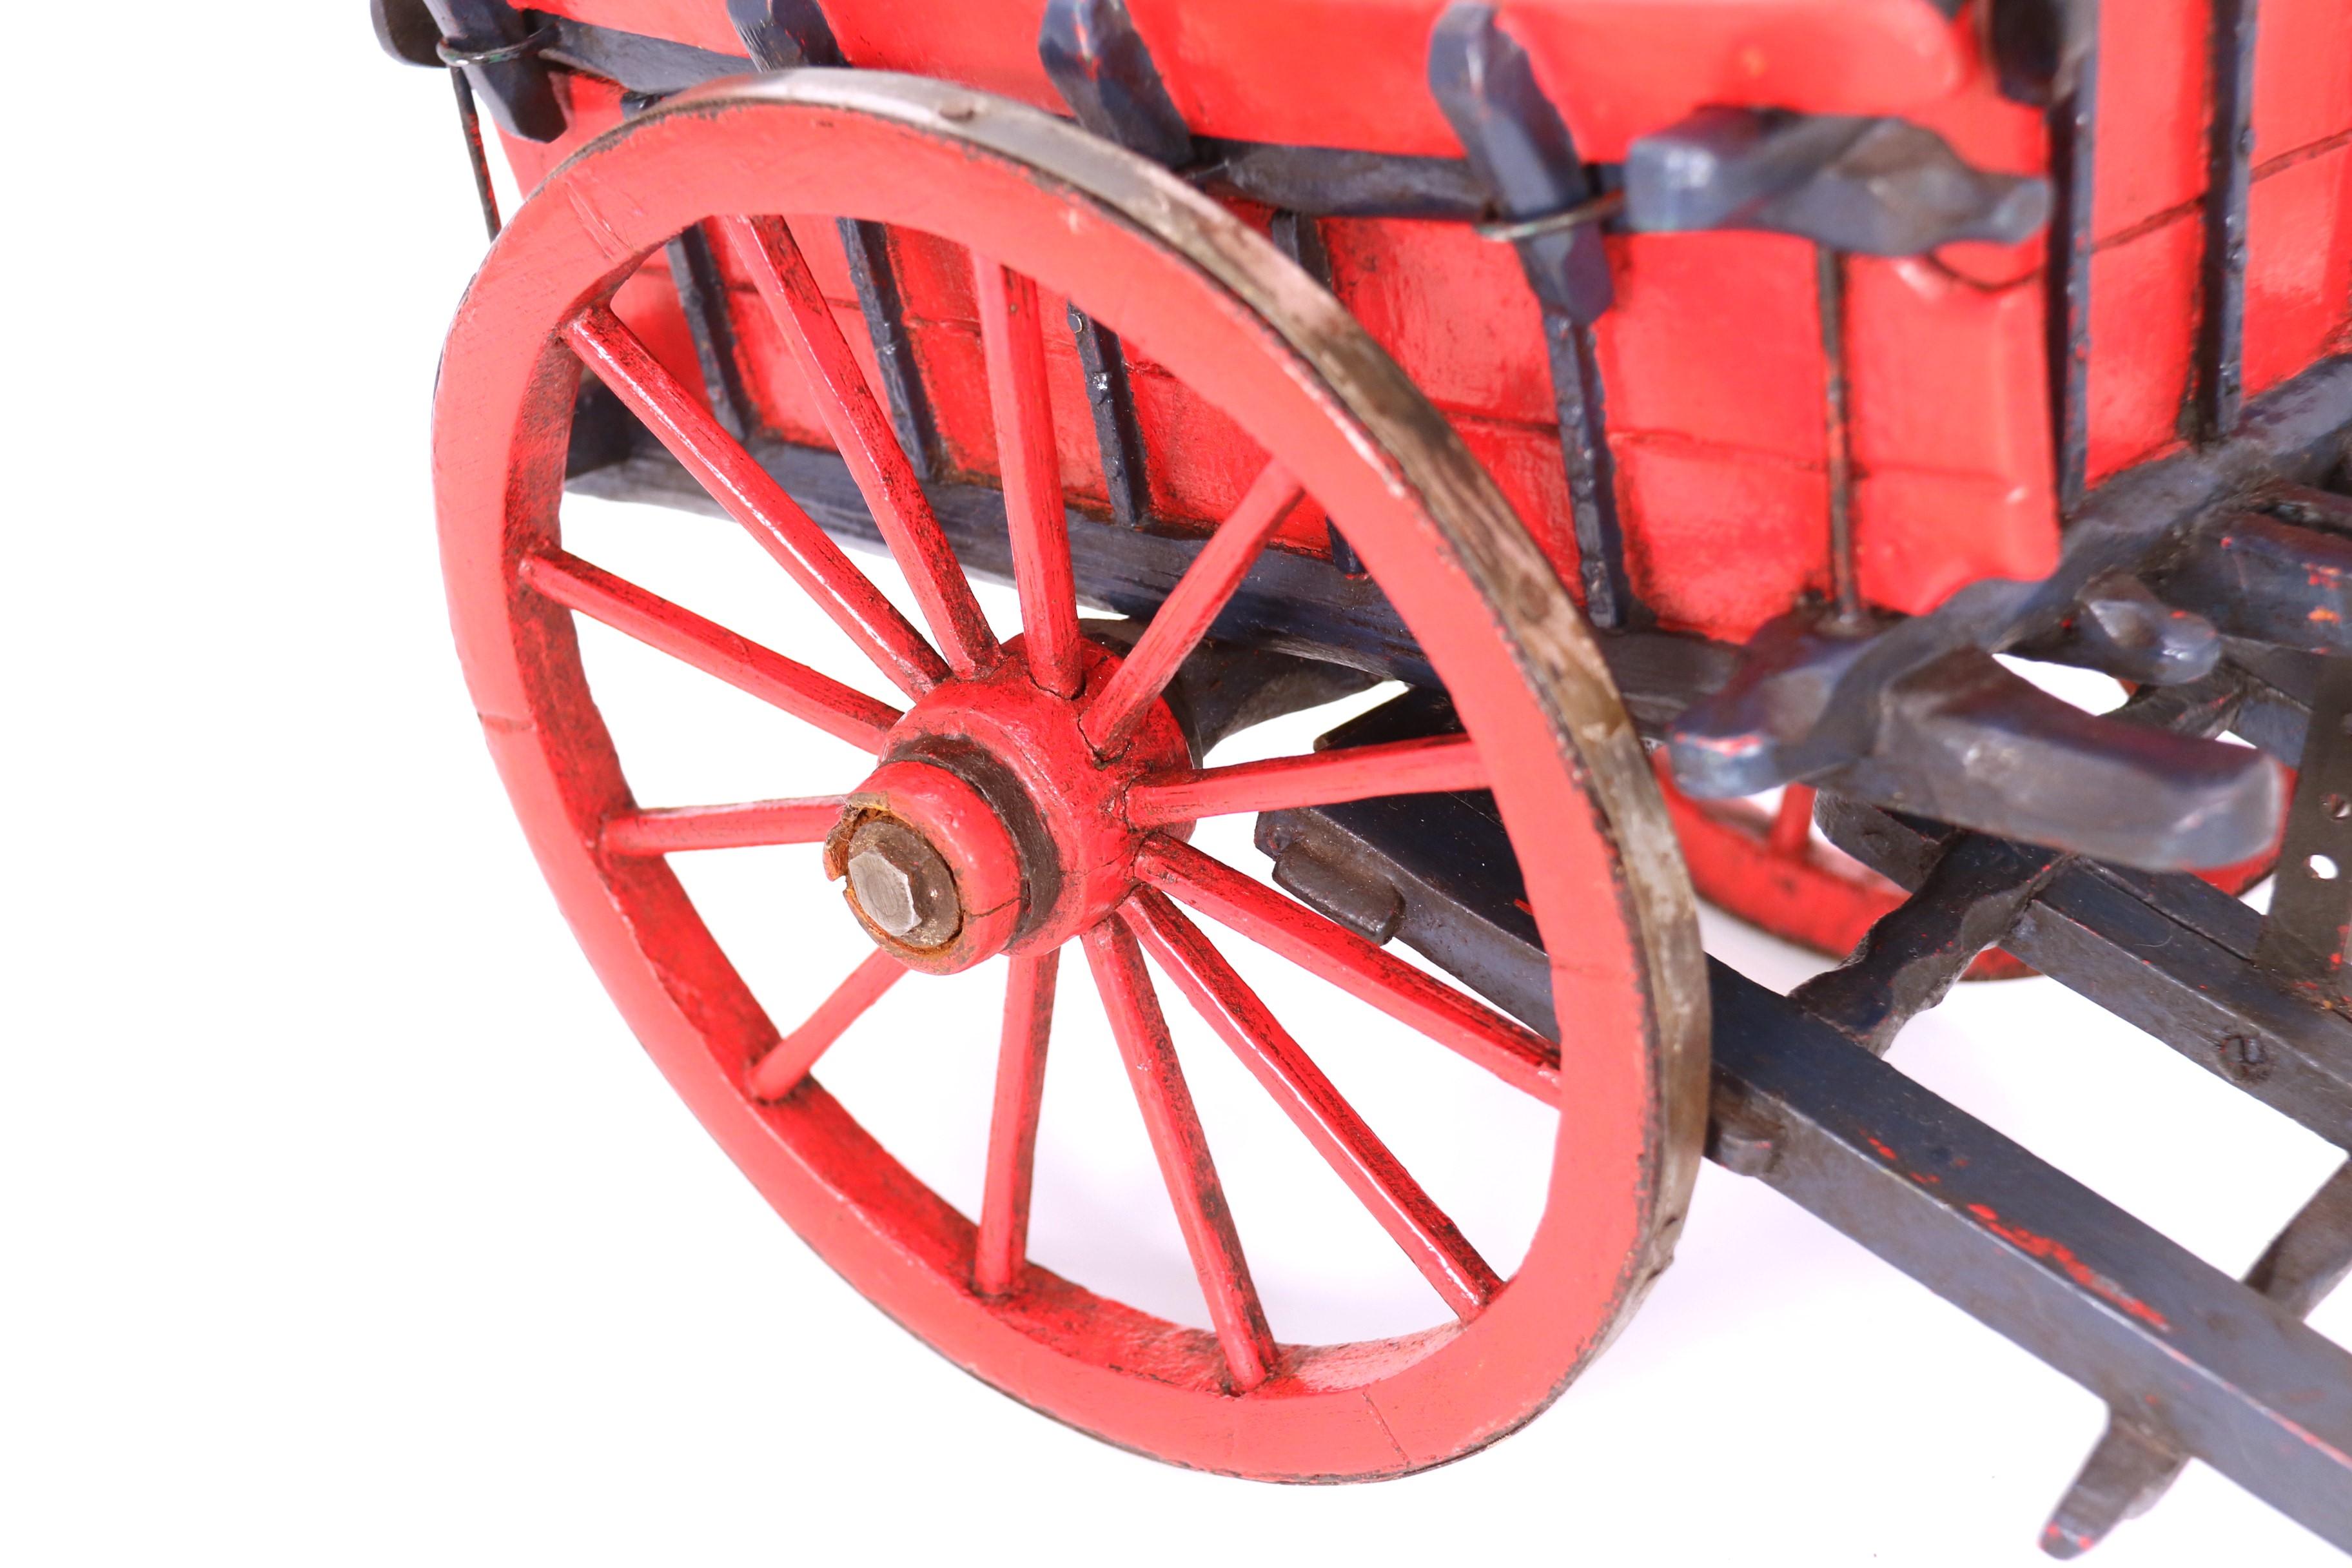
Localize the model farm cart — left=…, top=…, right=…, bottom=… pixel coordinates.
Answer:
left=380, top=0, right=2352, bottom=1550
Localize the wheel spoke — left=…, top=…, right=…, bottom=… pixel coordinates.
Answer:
left=1082, top=919, right=1278, bottom=1390
left=718, top=215, right=1000, bottom=676
left=562, top=304, right=947, bottom=698
left=1122, top=891, right=1499, bottom=1317
left=602, top=795, right=847, bottom=856
left=1081, top=460, right=1303, bottom=752
left=973, top=256, right=1084, bottom=698
left=1769, top=783, right=1817, bottom=856
left=520, top=550, right=901, bottom=752
left=974, top=951, right=1059, bottom=1297
left=1126, top=734, right=1485, bottom=828
left=1135, top=838, right=1560, bottom=1104
left=748, top=948, right=907, bottom=1101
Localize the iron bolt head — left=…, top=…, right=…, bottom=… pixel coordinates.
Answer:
left=2218, top=1033, right=2273, bottom=1084
left=845, top=818, right=962, bottom=950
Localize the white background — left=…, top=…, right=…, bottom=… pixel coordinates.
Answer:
left=6, top=12, right=2345, bottom=1566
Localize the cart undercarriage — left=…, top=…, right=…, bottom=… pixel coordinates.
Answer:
left=387, top=0, right=2352, bottom=1550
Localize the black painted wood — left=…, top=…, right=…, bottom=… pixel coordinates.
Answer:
left=1711, top=963, right=2352, bottom=1553
left=2196, top=0, right=2260, bottom=440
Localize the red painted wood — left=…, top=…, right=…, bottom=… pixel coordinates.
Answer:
left=710, top=216, right=903, bottom=450
left=1136, top=837, right=1560, bottom=1103
left=1124, top=890, right=1499, bottom=1317
left=1589, top=230, right=1835, bottom=638
left=2244, top=142, right=2352, bottom=402
left=601, top=795, right=847, bottom=856
left=509, top=0, right=2351, bottom=640
left=1126, top=734, right=1485, bottom=828
left=1845, top=257, right=2056, bottom=614
left=564, top=305, right=948, bottom=696
left=975, top=952, right=1058, bottom=1297
left=1083, top=918, right=1278, bottom=1391
left=2078, top=0, right=2214, bottom=482
left=2070, top=0, right=2343, bottom=478
left=1767, top=785, right=1816, bottom=858
left=1083, top=460, right=1301, bottom=751
left=719, top=215, right=1001, bottom=676
left=2090, top=0, right=2211, bottom=239
left=2251, top=0, right=2352, bottom=164
left=2085, top=213, right=2203, bottom=482
left=618, top=0, right=1972, bottom=160
left=517, top=551, right=902, bottom=750
left=749, top=949, right=908, bottom=1100
left=974, top=257, right=1086, bottom=697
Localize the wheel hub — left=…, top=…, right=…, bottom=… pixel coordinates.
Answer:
left=827, top=638, right=1193, bottom=974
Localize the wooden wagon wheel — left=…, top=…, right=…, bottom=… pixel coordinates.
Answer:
left=433, top=70, right=1707, bottom=1478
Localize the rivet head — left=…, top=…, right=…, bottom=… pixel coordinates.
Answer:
left=2217, top=1034, right=2273, bottom=1084
left=845, top=818, right=962, bottom=950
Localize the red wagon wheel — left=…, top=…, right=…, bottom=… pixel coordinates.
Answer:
left=434, top=71, right=1705, bottom=1478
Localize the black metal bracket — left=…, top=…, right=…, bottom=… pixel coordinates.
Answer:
left=2148, top=493, right=2352, bottom=658
left=1792, top=831, right=2071, bottom=1054
left=1190, top=141, right=1489, bottom=220
left=1818, top=795, right=2352, bottom=1148
left=1037, top=0, right=1194, bottom=168
left=1034, top=0, right=1181, bottom=534
left=2257, top=658, right=2352, bottom=1005
left=1426, top=6, right=1612, bottom=324
left=727, top=0, right=843, bottom=69
left=420, top=0, right=564, bottom=141
left=720, top=3, right=945, bottom=481
left=1986, top=0, right=2099, bottom=106
left=1664, top=357, right=2352, bottom=867
left=1427, top=3, right=1638, bottom=631
left=2044, top=3, right=2101, bottom=514
left=1066, top=308, right=1150, bottom=527
left=663, top=225, right=753, bottom=441
left=1789, top=678, right=2237, bottom=1053
left=371, top=0, right=443, bottom=66
left=2195, top=0, right=2260, bottom=442
left=1620, top=107, right=2052, bottom=255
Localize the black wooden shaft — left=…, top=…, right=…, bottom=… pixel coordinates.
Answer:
left=2195, top=0, right=2259, bottom=440
left=2044, top=1158, right=2352, bottom=1554
left=1711, top=963, right=2352, bottom=1552
left=2255, top=657, right=2352, bottom=999
left=1819, top=798, right=2352, bottom=1147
